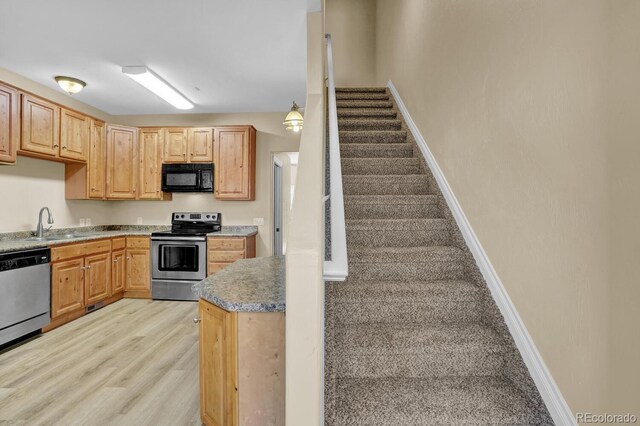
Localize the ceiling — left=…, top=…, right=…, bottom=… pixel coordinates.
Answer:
left=0, top=0, right=312, bottom=115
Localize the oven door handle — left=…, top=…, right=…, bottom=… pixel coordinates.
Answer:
left=151, top=236, right=207, bottom=242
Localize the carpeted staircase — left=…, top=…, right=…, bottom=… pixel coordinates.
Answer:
left=324, top=87, right=554, bottom=425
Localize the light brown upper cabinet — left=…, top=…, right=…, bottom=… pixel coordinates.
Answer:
left=21, top=93, right=60, bottom=157
left=59, top=108, right=89, bottom=162
left=106, top=125, right=138, bottom=199
left=188, top=127, right=213, bottom=162
left=213, top=126, right=256, bottom=200
left=164, top=128, right=188, bottom=162
left=88, top=120, right=106, bottom=199
left=139, top=128, right=169, bottom=200
left=163, top=127, right=213, bottom=163
left=0, top=82, right=19, bottom=164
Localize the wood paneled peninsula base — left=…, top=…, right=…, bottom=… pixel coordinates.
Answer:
left=193, top=256, right=285, bottom=426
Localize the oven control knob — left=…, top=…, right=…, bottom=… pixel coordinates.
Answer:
left=206, top=214, right=210, bottom=219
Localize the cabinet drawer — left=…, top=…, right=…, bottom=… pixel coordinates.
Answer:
left=207, top=238, right=245, bottom=251
left=126, top=237, right=150, bottom=249
left=112, top=237, right=126, bottom=251
left=51, top=243, right=85, bottom=262
left=208, top=250, right=244, bottom=263
left=208, top=262, right=231, bottom=275
left=85, top=239, right=111, bottom=255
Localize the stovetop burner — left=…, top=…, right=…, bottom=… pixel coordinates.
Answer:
left=151, top=212, right=221, bottom=237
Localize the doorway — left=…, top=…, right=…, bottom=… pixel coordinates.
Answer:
left=273, top=158, right=283, bottom=256
left=272, top=152, right=298, bottom=256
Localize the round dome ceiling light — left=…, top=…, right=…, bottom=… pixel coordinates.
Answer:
left=54, top=76, right=86, bottom=94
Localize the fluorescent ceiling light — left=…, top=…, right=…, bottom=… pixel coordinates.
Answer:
left=122, top=66, right=194, bottom=110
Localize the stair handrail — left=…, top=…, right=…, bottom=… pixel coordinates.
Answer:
left=323, top=33, right=348, bottom=281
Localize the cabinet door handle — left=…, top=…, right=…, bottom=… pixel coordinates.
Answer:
left=62, top=146, right=68, bottom=150
left=113, top=259, right=119, bottom=263
left=193, top=317, right=201, bottom=324
left=53, top=144, right=59, bottom=148
left=126, top=257, right=131, bottom=260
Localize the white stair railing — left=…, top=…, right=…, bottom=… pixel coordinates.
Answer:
left=323, top=33, right=348, bottom=282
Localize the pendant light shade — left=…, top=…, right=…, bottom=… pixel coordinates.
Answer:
left=55, top=76, right=86, bottom=94
left=283, top=101, right=304, bottom=133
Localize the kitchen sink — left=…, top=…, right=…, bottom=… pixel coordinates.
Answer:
left=25, top=233, right=81, bottom=242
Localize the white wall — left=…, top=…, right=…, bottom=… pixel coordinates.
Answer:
left=374, top=0, right=611, bottom=415
left=0, top=156, right=112, bottom=232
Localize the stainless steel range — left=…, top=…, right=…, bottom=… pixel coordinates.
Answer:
left=151, top=212, right=221, bottom=301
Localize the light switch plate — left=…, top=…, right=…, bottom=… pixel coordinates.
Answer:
left=253, top=217, right=265, bottom=226
left=86, top=218, right=92, bottom=226
left=79, top=218, right=86, bottom=227
left=137, top=217, right=143, bottom=225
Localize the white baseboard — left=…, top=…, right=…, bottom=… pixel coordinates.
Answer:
left=387, top=80, right=575, bottom=426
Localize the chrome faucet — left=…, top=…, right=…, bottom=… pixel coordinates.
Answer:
left=36, top=207, right=54, bottom=238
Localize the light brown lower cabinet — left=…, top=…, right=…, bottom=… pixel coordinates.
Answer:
left=124, top=237, right=151, bottom=298
left=207, top=235, right=256, bottom=275
left=198, top=299, right=285, bottom=426
left=46, top=236, right=150, bottom=331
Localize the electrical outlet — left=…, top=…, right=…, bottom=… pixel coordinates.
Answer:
left=137, top=217, right=143, bottom=225
left=79, top=218, right=86, bottom=227
left=86, top=218, right=92, bottom=226
left=253, top=218, right=265, bottom=226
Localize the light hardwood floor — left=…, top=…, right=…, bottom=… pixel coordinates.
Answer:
left=0, top=299, right=201, bottom=426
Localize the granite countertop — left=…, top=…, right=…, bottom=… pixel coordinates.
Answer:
left=0, top=225, right=259, bottom=254
left=192, top=256, right=285, bottom=313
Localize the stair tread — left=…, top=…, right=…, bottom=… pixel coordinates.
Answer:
left=335, top=322, right=504, bottom=354
left=349, top=245, right=463, bottom=262
left=328, top=280, right=479, bottom=299
left=346, top=218, right=448, bottom=229
left=328, top=376, right=549, bottom=425
left=344, top=194, right=438, bottom=204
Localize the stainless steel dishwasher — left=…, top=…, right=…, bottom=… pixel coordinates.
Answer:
left=0, top=247, right=51, bottom=346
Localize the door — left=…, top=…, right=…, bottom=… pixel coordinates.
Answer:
left=88, top=120, right=106, bottom=199
left=273, top=160, right=283, bottom=256
left=0, top=82, right=19, bottom=164
left=139, top=128, right=164, bottom=199
left=164, top=128, right=188, bottom=163
left=214, top=127, right=255, bottom=200
left=151, top=239, right=206, bottom=281
left=189, top=128, right=213, bottom=162
left=199, top=299, right=238, bottom=426
left=21, top=94, right=60, bottom=157
left=126, top=248, right=150, bottom=291
left=59, top=108, right=89, bottom=161
left=106, top=125, right=138, bottom=199
left=111, top=249, right=126, bottom=294
left=85, top=252, right=111, bottom=305
left=51, top=258, right=85, bottom=318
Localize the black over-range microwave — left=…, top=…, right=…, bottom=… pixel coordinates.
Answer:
left=161, top=163, right=214, bottom=192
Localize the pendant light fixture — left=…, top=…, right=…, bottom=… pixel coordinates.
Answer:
left=54, top=76, right=86, bottom=94
left=283, top=101, right=304, bottom=133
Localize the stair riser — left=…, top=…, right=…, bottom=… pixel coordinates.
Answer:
left=342, top=160, right=420, bottom=175
left=335, top=352, right=504, bottom=378
left=338, top=109, right=397, bottom=119
left=336, top=87, right=387, bottom=93
left=337, top=101, right=393, bottom=109
left=336, top=93, right=389, bottom=100
left=347, top=227, right=451, bottom=247
left=345, top=202, right=440, bottom=219
left=343, top=179, right=430, bottom=195
left=348, top=261, right=465, bottom=281
left=339, top=120, right=402, bottom=131
left=340, top=131, right=407, bottom=144
left=340, top=144, right=413, bottom=158
left=328, top=298, right=482, bottom=324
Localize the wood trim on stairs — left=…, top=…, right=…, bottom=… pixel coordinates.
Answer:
left=387, top=79, right=576, bottom=426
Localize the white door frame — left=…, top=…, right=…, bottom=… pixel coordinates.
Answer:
left=273, top=156, right=284, bottom=256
